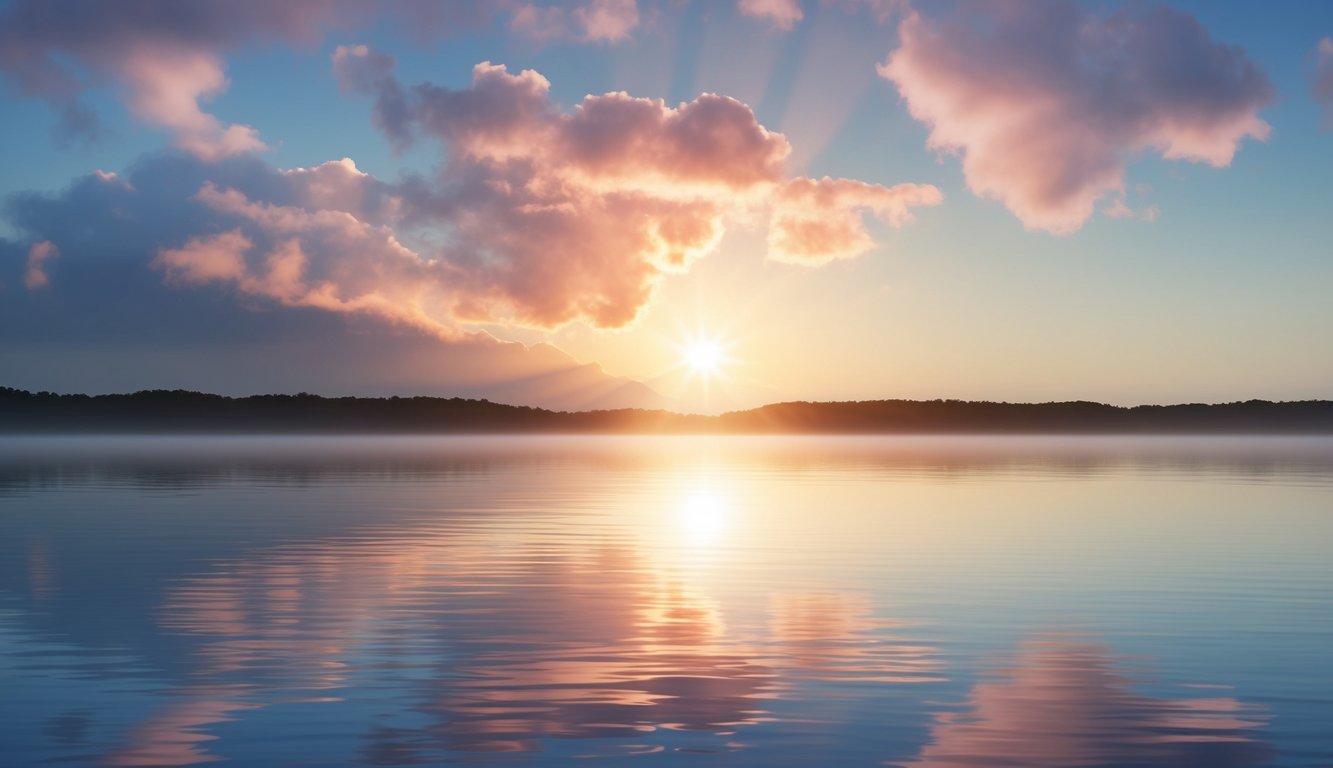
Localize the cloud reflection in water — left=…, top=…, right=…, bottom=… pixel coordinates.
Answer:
left=1, top=436, right=1315, bottom=765
left=896, top=636, right=1268, bottom=768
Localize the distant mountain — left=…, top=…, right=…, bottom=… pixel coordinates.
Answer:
left=4, top=389, right=1333, bottom=434
left=475, top=347, right=670, bottom=412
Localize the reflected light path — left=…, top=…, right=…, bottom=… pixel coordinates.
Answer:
left=1, top=435, right=1326, bottom=765
left=676, top=488, right=728, bottom=548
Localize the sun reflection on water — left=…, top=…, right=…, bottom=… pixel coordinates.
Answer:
left=677, top=489, right=727, bottom=547
left=1, top=436, right=1314, bottom=765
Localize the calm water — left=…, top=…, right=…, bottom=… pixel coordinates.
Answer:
left=1, top=436, right=1331, bottom=767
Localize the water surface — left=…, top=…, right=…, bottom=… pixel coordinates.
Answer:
left=2, top=436, right=1331, bottom=766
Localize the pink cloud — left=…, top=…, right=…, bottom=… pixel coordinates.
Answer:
left=326, top=52, right=939, bottom=329
left=0, top=0, right=336, bottom=156
left=117, top=47, right=266, bottom=160
left=278, top=157, right=401, bottom=223
left=508, top=0, right=640, bottom=43
left=154, top=230, right=250, bottom=284
left=116, top=52, right=939, bottom=344
left=1316, top=38, right=1333, bottom=128
left=23, top=240, right=58, bottom=289
left=2, top=151, right=674, bottom=410
left=335, top=54, right=794, bottom=192
left=768, top=177, right=942, bottom=265
left=400, top=60, right=559, bottom=161
left=572, top=0, right=639, bottom=41
left=562, top=90, right=790, bottom=192
left=155, top=184, right=457, bottom=337
left=0, top=1, right=642, bottom=153
left=738, top=0, right=803, bottom=31
left=508, top=4, right=571, bottom=42
left=879, top=2, right=1273, bottom=234
left=738, top=0, right=907, bottom=30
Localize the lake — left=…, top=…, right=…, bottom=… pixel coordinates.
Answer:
left=1, top=436, right=1331, bottom=766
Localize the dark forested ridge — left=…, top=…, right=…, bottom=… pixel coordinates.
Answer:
left=7, top=386, right=1333, bottom=434
left=3, top=387, right=1333, bottom=434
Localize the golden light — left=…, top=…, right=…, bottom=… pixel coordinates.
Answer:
left=665, top=330, right=740, bottom=412
left=678, top=490, right=726, bottom=546
left=684, top=337, right=725, bottom=377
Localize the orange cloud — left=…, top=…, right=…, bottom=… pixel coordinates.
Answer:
left=879, top=2, right=1273, bottom=233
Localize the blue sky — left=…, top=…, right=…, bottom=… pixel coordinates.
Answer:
left=2, top=0, right=1331, bottom=410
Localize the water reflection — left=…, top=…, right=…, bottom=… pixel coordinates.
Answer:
left=27, top=539, right=58, bottom=601
left=677, top=489, right=729, bottom=548
left=105, top=685, right=256, bottom=767
left=897, top=636, right=1269, bottom=768
left=148, top=529, right=788, bottom=760
left=2, top=436, right=1329, bottom=765
left=766, top=592, right=942, bottom=684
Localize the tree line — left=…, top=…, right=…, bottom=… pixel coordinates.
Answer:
left=3, top=387, right=1332, bottom=434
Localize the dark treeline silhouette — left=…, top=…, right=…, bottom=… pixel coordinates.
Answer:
left=3, top=387, right=1333, bottom=434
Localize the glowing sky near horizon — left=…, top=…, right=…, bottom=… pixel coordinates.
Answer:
left=1, top=0, right=1331, bottom=412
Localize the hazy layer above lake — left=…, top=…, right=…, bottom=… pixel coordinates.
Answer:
left=2, top=436, right=1331, bottom=766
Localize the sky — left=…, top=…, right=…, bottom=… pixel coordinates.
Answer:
left=1, top=0, right=1331, bottom=413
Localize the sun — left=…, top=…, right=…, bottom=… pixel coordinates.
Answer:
left=684, top=337, right=725, bottom=376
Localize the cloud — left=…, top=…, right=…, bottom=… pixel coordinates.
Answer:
left=738, top=0, right=803, bottom=30
left=878, top=1, right=1273, bottom=234
left=737, top=0, right=906, bottom=29
left=154, top=182, right=457, bottom=338
left=24, top=240, right=58, bottom=289
left=335, top=50, right=939, bottom=327
left=0, top=0, right=644, bottom=154
left=572, top=0, right=639, bottom=41
left=118, top=47, right=267, bottom=161
left=834, top=0, right=908, bottom=24
left=1102, top=195, right=1160, bottom=224
left=768, top=177, right=942, bottom=265
left=154, top=230, right=250, bottom=284
left=1316, top=38, right=1333, bottom=127
left=3, top=51, right=940, bottom=341
left=0, top=0, right=338, bottom=156
left=2, top=54, right=937, bottom=402
left=279, top=157, right=402, bottom=223
left=0, top=154, right=665, bottom=410
left=507, top=0, right=640, bottom=42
